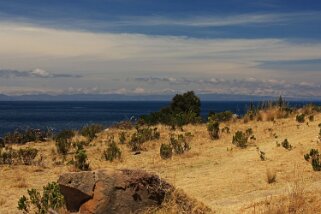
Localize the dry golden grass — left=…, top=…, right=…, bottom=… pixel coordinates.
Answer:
left=243, top=167, right=321, bottom=214
left=1, top=112, right=321, bottom=213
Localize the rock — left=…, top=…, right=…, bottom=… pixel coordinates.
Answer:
left=58, top=169, right=212, bottom=213
left=58, top=169, right=173, bottom=214
left=58, top=171, right=96, bottom=212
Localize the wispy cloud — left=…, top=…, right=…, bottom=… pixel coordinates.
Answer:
left=113, top=12, right=314, bottom=27
left=0, top=68, right=82, bottom=78
left=2, top=11, right=320, bottom=31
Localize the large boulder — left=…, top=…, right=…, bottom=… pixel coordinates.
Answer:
left=58, top=171, right=96, bottom=211
left=58, top=169, right=173, bottom=214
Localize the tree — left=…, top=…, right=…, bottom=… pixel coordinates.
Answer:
left=170, top=91, right=201, bottom=116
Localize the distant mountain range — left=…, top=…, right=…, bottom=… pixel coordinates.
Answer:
left=0, top=93, right=320, bottom=101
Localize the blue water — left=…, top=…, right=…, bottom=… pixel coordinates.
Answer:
left=0, top=101, right=320, bottom=136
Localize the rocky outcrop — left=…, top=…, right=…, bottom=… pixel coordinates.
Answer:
left=58, top=169, right=173, bottom=214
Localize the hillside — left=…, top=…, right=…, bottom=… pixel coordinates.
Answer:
left=1, top=112, right=321, bottom=213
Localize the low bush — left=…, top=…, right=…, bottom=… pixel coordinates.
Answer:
left=129, top=126, right=160, bottom=151
left=0, top=147, right=38, bottom=165
left=103, top=140, right=122, bottom=162
left=170, top=134, right=190, bottom=155
left=208, top=111, right=233, bottom=122
left=296, top=114, right=305, bottom=123
left=207, top=121, right=220, bottom=140
left=232, top=131, right=248, bottom=148
left=4, top=128, right=51, bottom=145
left=304, top=149, right=321, bottom=171
left=308, top=115, right=314, bottom=122
left=54, top=130, right=75, bottom=155
left=0, top=147, right=17, bottom=165
left=160, top=144, right=173, bottom=159
left=281, top=139, right=292, bottom=150
left=17, top=182, right=65, bottom=214
left=18, top=147, right=38, bottom=165
left=80, top=124, right=104, bottom=141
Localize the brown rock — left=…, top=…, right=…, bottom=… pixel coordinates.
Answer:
left=58, top=169, right=173, bottom=214
left=58, top=171, right=96, bottom=212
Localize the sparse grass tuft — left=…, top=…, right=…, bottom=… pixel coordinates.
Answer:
left=266, top=169, right=277, bottom=184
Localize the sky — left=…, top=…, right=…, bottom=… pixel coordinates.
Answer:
left=0, top=0, right=321, bottom=99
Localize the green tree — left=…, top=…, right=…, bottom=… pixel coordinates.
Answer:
left=170, top=91, right=201, bottom=116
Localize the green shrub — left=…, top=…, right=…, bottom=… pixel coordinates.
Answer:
left=129, top=126, right=160, bottom=151
left=207, top=121, right=220, bottom=140
left=119, top=132, right=126, bottom=144
left=170, top=134, right=190, bottom=155
left=160, top=144, right=172, bottom=159
left=308, top=115, right=314, bottom=122
left=296, top=114, right=305, bottom=123
left=80, top=124, right=104, bottom=141
left=281, top=139, right=292, bottom=150
left=103, top=141, right=121, bottom=162
left=208, top=111, right=233, bottom=122
left=74, top=146, right=90, bottom=171
left=54, top=130, right=74, bottom=155
left=17, top=182, right=65, bottom=214
left=304, top=149, right=321, bottom=171
left=232, top=131, right=248, bottom=148
left=18, top=147, right=38, bottom=165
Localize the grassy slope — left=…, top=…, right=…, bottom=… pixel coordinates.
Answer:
left=1, top=113, right=321, bottom=213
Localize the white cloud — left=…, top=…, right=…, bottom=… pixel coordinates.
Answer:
left=31, top=68, right=50, bottom=77
left=0, top=21, right=320, bottom=98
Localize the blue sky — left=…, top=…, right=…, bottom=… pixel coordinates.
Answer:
left=0, top=0, right=320, bottom=98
